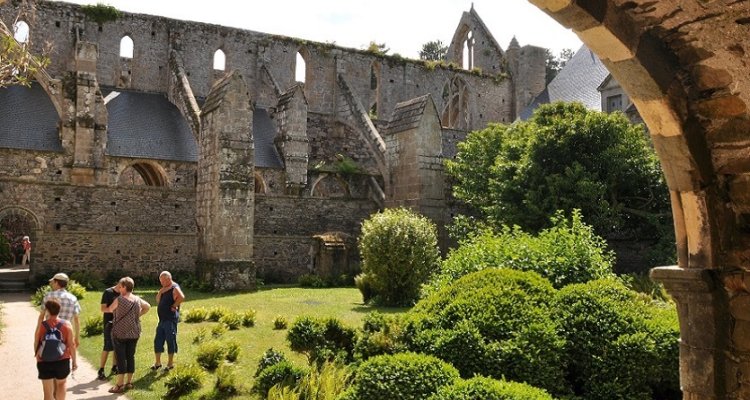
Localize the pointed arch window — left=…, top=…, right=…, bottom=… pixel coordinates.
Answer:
left=295, top=51, right=307, bottom=83
left=462, top=30, right=474, bottom=70
left=213, top=49, right=226, bottom=71
left=441, top=76, right=470, bottom=130
left=120, top=35, right=134, bottom=58
left=13, top=21, right=29, bottom=43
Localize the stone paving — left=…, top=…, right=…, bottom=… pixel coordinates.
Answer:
left=0, top=291, right=127, bottom=399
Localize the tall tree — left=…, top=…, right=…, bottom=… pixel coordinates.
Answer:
left=419, top=40, right=448, bottom=61
left=445, top=102, right=673, bottom=262
left=544, top=48, right=574, bottom=84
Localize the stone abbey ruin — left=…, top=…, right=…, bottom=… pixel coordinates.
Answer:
left=0, top=1, right=546, bottom=287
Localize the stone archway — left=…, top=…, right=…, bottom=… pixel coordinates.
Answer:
left=0, top=207, right=40, bottom=267
left=528, top=1, right=750, bottom=398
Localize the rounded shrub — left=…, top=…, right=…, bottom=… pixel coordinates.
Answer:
left=359, top=207, right=441, bottom=306
left=354, top=273, right=375, bottom=304
left=213, top=364, right=240, bottom=396
left=82, top=314, right=103, bottom=337
left=287, top=316, right=357, bottom=364
left=346, top=352, right=458, bottom=400
left=224, top=340, right=241, bottom=362
left=195, top=340, right=227, bottom=371
left=354, top=312, right=408, bottom=360
left=273, top=315, right=289, bottom=330
left=428, top=376, right=554, bottom=400
left=255, top=348, right=288, bottom=377
left=254, top=361, right=306, bottom=397
left=241, top=309, right=257, bottom=327
left=409, top=268, right=569, bottom=396
left=207, top=306, right=230, bottom=322
left=219, top=312, right=243, bottom=330
left=554, top=278, right=680, bottom=400
left=183, top=307, right=209, bottom=323
left=163, top=363, right=204, bottom=398
left=211, top=323, right=227, bottom=338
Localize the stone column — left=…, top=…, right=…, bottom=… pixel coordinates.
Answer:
left=651, top=266, right=732, bottom=400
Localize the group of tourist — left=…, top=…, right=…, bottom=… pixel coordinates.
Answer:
left=35, top=270, right=185, bottom=398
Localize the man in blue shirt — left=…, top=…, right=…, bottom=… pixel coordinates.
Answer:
left=152, top=271, right=185, bottom=371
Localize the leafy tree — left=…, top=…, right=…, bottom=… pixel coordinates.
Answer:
left=419, top=40, right=448, bottom=61
left=544, top=48, right=573, bottom=84
left=445, top=102, right=673, bottom=261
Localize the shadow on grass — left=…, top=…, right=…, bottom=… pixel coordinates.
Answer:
left=350, top=305, right=410, bottom=315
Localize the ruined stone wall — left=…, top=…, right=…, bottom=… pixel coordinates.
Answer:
left=253, top=195, right=376, bottom=282
left=307, top=114, right=380, bottom=174
left=0, top=180, right=197, bottom=275
left=4, top=1, right=518, bottom=127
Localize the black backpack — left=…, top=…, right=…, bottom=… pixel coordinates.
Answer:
left=37, top=321, right=66, bottom=362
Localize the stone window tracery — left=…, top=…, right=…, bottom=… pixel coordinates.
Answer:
left=213, top=49, right=226, bottom=71
left=119, top=35, right=134, bottom=59
left=462, top=29, right=474, bottom=70
left=441, top=76, right=471, bottom=130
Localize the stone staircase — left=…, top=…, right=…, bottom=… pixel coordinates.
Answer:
left=0, top=266, right=30, bottom=292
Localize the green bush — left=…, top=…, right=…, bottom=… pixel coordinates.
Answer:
left=196, top=341, right=227, bottom=371
left=409, top=268, right=569, bottom=396
left=225, top=340, right=241, bottom=363
left=163, top=363, right=204, bottom=398
left=354, top=273, right=375, bottom=304
left=287, top=316, right=357, bottom=364
left=213, top=364, right=240, bottom=396
left=219, top=312, right=243, bottom=330
left=255, top=348, right=288, bottom=377
left=193, top=327, right=208, bottom=344
left=183, top=307, right=209, bottom=323
left=69, top=271, right=104, bottom=290
left=267, top=361, right=352, bottom=400
left=242, top=309, right=257, bottom=327
left=273, top=315, right=289, bottom=330
left=346, top=352, right=458, bottom=400
left=298, top=273, right=327, bottom=288
left=359, top=208, right=441, bottom=306
left=31, top=280, right=87, bottom=306
left=429, top=210, right=613, bottom=293
left=554, top=278, right=680, bottom=400
left=354, top=312, right=408, bottom=360
left=207, top=306, right=230, bottom=322
left=428, top=376, right=554, bottom=400
left=0, top=235, right=11, bottom=264
left=211, top=323, right=227, bottom=338
left=82, top=314, right=103, bottom=337
left=254, top=361, right=306, bottom=397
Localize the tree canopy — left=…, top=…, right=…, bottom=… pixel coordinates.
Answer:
left=0, top=1, right=48, bottom=87
left=445, top=102, right=671, bottom=245
left=419, top=40, right=448, bottom=61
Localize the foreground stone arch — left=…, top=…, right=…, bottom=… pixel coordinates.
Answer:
left=529, top=1, right=750, bottom=398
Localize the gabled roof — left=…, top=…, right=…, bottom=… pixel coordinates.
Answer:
left=105, top=89, right=198, bottom=162
left=0, top=83, right=62, bottom=152
left=253, top=108, right=283, bottom=168
left=386, top=94, right=432, bottom=135
left=520, top=44, right=610, bottom=120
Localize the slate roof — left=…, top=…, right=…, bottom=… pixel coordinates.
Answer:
left=520, top=44, right=610, bottom=120
left=105, top=89, right=198, bottom=162
left=253, top=108, right=283, bottom=168
left=0, top=83, right=62, bottom=152
left=386, top=95, right=430, bottom=134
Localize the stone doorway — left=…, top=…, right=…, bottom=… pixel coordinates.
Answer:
left=0, top=208, right=37, bottom=269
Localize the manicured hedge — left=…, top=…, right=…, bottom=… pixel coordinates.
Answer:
left=428, top=376, right=554, bottom=400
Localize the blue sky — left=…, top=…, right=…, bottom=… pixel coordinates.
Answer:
left=54, top=0, right=583, bottom=58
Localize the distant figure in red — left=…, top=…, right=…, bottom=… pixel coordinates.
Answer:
left=22, top=235, right=31, bottom=266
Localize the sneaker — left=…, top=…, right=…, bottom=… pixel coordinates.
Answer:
left=97, top=368, right=107, bottom=381
left=110, top=365, right=119, bottom=375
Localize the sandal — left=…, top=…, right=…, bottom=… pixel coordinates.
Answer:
left=150, top=364, right=162, bottom=371
left=125, top=383, right=134, bottom=390
left=108, top=384, right=125, bottom=393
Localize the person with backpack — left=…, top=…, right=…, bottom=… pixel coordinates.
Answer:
left=34, top=298, right=77, bottom=400
left=107, top=276, right=151, bottom=393
left=37, top=273, right=81, bottom=348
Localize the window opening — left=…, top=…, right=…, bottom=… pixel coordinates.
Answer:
left=120, top=35, right=134, bottom=58
left=213, top=49, right=226, bottom=71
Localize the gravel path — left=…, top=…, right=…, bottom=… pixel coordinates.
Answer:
left=0, top=292, right=127, bottom=399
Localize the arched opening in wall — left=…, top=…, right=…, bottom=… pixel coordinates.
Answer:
left=441, top=76, right=471, bottom=130
left=118, top=162, right=167, bottom=187
left=120, top=35, right=134, bottom=59
left=295, top=51, right=307, bottom=84
left=0, top=207, right=39, bottom=266
left=13, top=20, right=29, bottom=43
left=213, top=49, right=226, bottom=71
left=311, top=174, right=349, bottom=198
left=462, top=30, right=474, bottom=70
left=254, top=172, right=267, bottom=194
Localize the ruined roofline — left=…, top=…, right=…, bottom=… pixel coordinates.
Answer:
left=33, top=0, right=503, bottom=78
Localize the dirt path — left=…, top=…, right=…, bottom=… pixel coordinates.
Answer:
left=0, top=292, right=128, bottom=399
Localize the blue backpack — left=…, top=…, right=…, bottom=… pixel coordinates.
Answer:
left=37, top=321, right=66, bottom=362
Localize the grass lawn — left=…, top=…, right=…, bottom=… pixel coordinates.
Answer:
left=76, top=285, right=407, bottom=399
